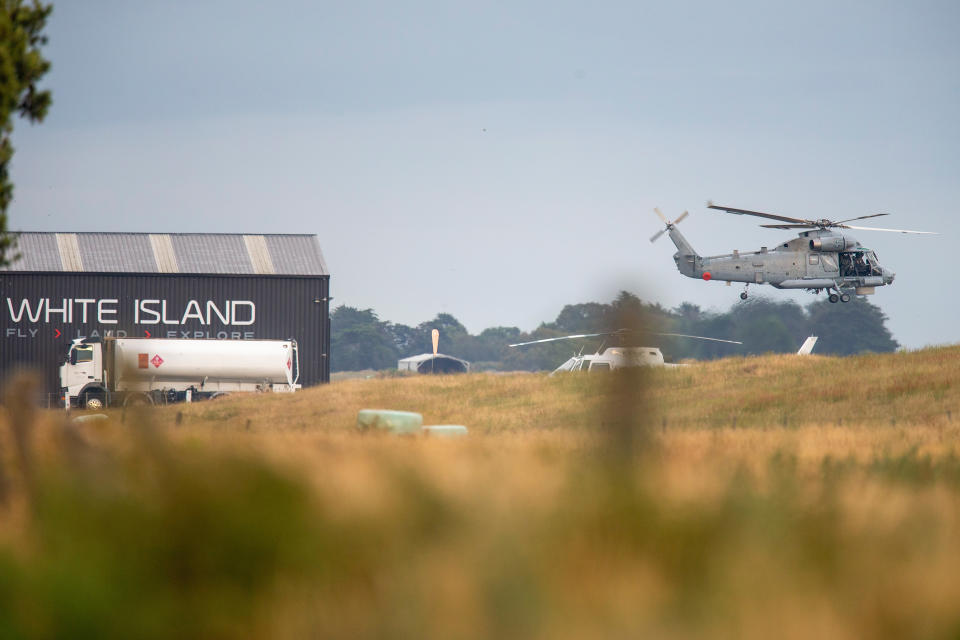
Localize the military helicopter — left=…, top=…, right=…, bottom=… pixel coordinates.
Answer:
left=651, top=203, right=936, bottom=302
left=509, top=329, right=742, bottom=373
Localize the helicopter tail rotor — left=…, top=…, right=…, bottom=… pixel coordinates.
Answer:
left=650, top=208, right=689, bottom=243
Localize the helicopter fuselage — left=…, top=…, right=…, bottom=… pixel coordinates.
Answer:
left=551, top=346, right=683, bottom=374
left=669, top=226, right=894, bottom=297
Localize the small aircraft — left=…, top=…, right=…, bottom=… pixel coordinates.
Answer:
left=509, top=329, right=742, bottom=373
left=651, top=203, right=936, bottom=302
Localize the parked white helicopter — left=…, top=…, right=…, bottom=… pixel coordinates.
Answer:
left=509, top=329, right=742, bottom=374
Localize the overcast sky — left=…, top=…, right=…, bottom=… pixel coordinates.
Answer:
left=9, top=0, right=959, bottom=348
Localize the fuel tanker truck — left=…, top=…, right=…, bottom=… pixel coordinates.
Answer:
left=60, top=336, right=300, bottom=409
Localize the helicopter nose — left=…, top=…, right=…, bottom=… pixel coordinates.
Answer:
left=884, top=269, right=895, bottom=284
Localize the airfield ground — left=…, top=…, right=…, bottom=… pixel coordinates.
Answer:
left=1, top=346, right=959, bottom=638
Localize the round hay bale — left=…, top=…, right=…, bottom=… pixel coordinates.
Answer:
left=72, top=413, right=109, bottom=424
left=356, top=409, right=423, bottom=434
left=422, top=425, right=468, bottom=437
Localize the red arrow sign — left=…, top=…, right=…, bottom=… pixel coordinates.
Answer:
left=53, top=329, right=61, bottom=339
left=144, top=330, right=151, bottom=337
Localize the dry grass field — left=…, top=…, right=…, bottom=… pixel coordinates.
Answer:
left=1, top=345, right=959, bottom=638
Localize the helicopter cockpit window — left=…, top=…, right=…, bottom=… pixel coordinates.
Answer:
left=589, top=362, right=611, bottom=371
left=821, top=254, right=838, bottom=272
left=840, top=250, right=880, bottom=277
left=864, top=251, right=881, bottom=275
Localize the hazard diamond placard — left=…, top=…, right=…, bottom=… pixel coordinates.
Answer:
left=151, top=354, right=164, bottom=368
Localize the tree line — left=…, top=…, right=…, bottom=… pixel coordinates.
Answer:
left=331, top=291, right=899, bottom=372
left=0, top=1, right=53, bottom=267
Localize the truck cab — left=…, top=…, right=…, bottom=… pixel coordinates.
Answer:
left=60, top=339, right=108, bottom=409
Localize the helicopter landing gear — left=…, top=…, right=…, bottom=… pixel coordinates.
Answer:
left=828, top=293, right=839, bottom=303
left=740, top=285, right=749, bottom=300
left=840, top=293, right=851, bottom=303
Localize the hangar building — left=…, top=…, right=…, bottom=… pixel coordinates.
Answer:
left=397, top=353, right=470, bottom=374
left=0, top=232, right=330, bottom=403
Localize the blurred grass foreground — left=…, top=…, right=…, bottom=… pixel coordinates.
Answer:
left=0, top=347, right=960, bottom=638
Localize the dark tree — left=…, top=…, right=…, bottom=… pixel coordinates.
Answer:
left=729, top=298, right=807, bottom=354
left=501, top=325, right=583, bottom=372
left=330, top=306, right=399, bottom=372
left=0, top=0, right=52, bottom=267
left=550, top=302, right=608, bottom=333
left=460, top=326, right=523, bottom=366
left=418, top=313, right=468, bottom=339
left=807, top=296, right=899, bottom=355
left=328, top=290, right=901, bottom=372
left=386, top=322, right=424, bottom=358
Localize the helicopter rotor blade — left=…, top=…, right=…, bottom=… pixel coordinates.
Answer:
left=759, top=224, right=817, bottom=229
left=512, top=329, right=742, bottom=348
left=653, top=332, right=743, bottom=345
left=508, top=332, right=609, bottom=348
left=707, top=202, right=812, bottom=225
left=832, top=213, right=890, bottom=225
left=839, top=225, right=938, bottom=234
left=653, top=207, right=669, bottom=224
left=674, top=210, right=689, bottom=224
left=650, top=228, right=667, bottom=243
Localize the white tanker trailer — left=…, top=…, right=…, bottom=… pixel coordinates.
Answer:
left=60, top=336, right=300, bottom=410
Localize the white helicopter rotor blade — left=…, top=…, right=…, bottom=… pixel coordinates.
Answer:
left=840, top=225, right=938, bottom=234
left=509, top=332, right=608, bottom=348
left=833, top=213, right=890, bottom=225
left=707, top=202, right=811, bottom=225
left=654, top=332, right=743, bottom=345
left=650, top=229, right=667, bottom=243
left=653, top=207, right=668, bottom=224
left=673, top=210, right=689, bottom=224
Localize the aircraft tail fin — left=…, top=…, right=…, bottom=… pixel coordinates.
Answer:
left=797, top=336, right=818, bottom=355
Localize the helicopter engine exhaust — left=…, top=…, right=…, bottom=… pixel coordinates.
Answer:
left=809, top=236, right=856, bottom=251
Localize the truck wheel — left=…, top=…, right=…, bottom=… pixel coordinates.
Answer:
left=83, top=392, right=106, bottom=411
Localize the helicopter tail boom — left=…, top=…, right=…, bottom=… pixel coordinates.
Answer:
left=651, top=209, right=701, bottom=278
left=668, top=226, right=701, bottom=278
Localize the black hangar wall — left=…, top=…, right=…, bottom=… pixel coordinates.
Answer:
left=1, top=233, right=330, bottom=400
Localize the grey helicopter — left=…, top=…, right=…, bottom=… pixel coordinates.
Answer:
left=651, top=203, right=936, bottom=303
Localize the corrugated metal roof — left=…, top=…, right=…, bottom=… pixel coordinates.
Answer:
left=170, top=234, right=253, bottom=274
left=78, top=233, right=155, bottom=272
left=2, top=232, right=328, bottom=276
left=13, top=233, right=62, bottom=271
left=243, top=235, right=276, bottom=274
left=265, top=235, right=328, bottom=276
